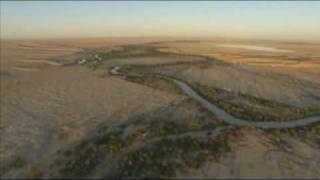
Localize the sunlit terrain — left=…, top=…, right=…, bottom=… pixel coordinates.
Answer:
left=1, top=0, right=320, bottom=178
left=1, top=38, right=319, bottom=178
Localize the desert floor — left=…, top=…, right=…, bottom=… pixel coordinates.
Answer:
left=1, top=37, right=320, bottom=178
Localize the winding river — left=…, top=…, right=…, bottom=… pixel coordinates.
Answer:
left=110, top=67, right=320, bottom=129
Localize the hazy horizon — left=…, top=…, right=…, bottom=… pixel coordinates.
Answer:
left=1, top=2, right=320, bottom=179
left=1, top=1, right=320, bottom=42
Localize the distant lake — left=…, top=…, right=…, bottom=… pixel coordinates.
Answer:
left=217, top=44, right=294, bottom=53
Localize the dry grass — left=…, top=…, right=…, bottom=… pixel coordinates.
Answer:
left=1, top=37, right=320, bottom=178
left=178, top=126, right=320, bottom=179
left=143, top=40, right=320, bottom=108
left=156, top=40, right=320, bottom=85
left=0, top=38, right=185, bottom=177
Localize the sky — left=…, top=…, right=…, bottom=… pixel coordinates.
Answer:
left=1, top=1, right=320, bottom=41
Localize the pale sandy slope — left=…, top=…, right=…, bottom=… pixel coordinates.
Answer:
left=177, top=127, right=320, bottom=179
left=1, top=38, right=319, bottom=178
left=1, top=65, right=184, bottom=174
left=0, top=37, right=180, bottom=73
left=0, top=39, right=185, bottom=176
left=151, top=63, right=320, bottom=108
left=151, top=40, right=320, bottom=108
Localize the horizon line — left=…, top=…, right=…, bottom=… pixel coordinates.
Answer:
left=1, top=35, right=320, bottom=44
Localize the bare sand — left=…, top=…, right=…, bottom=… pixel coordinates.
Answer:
left=1, top=37, right=319, bottom=178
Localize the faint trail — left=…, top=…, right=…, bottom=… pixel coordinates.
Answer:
left=110, top=66, right=320, bottom=129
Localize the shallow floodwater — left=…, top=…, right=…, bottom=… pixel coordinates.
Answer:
left=217, top=44, right=294, bottom=53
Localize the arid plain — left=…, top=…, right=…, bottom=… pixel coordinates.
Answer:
left=1, top=37, right=320, bottom=178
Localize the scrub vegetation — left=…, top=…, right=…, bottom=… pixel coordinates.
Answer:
left=49, top=99, right=228, bottom=178
left=2, top=39, right=320, bottom=178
